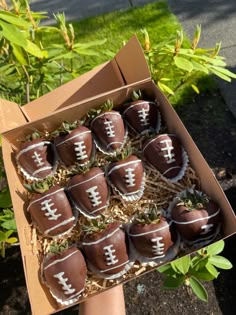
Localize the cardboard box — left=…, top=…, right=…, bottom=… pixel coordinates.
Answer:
left=0, top=36, right=236, bottom=315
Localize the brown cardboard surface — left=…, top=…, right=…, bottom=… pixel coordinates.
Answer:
left=22, top=35, right=150, bottom=122
left=0, top=99, right=27, bottom=134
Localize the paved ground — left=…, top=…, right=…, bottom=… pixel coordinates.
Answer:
left=28, top=0, right=236, bottom=115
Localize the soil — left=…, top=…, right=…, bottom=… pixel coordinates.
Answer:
left=1, top=89, right=236, bottom=315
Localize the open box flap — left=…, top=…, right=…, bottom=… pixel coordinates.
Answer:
left=0, top=99, right=27, bottom=134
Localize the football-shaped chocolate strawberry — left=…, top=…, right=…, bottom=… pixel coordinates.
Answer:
left=129, top=210, right=175, bottom=259
left=54, top=122, right=94, bottom=167
left=107, top=154, right=145, bottom=201
left=43, top=247, right=87, bottom=305
left=90, top=101, right=126, bottom=155
left=16, top=138, right=57, bottom=181
left=67, top=167, right=109, bottom=218
left=82, top=222, right=129, bottom=278
left=122, top=91, right=160, bottom=134
left=27, top=184, right=76, bottom=237
left=171, top=190, right=221, bottom=242
left=143, top=134, right=184, bottom=180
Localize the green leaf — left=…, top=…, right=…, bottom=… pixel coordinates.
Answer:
left=11, top=44, right=27, bottom=65
left=158, top=263, right=172, bottom=273
left=171, top=255, right=191, bottom=274
left=1, top=219, right=17, bottom=231
left=189, top=276, right=208, bottom=302
left=174, top=56, right=193, bottom=72
left=206, top=240, right=225, bottom=255
left=73, top=47, right=100, bottom=57
left=163, top=275, right=185, bottom=289
left=191, top=84, right=200, bottom=94
left=0, top=231, right=7, bottom=242
left=0, top=187, right=12, bottom=208
left=158, top=81, right=174, bottom=95
left=0, top=20, right=27, bottom=47
left=191, top=267, right=216, bottom=281
left=209, top=255, right=233, bottom=270
left=205, top=262, right=220, bottom=278
left=0, top=11, right=30, bottom=28
left=6, top=237, right=18, bottom=244
left=209, top=67, right=231, bottom=82
left=24, top=40, right=46, bottom=59
left=191, top=60, right=209, bottom=74
left=210, top=66, right=236, bottom=79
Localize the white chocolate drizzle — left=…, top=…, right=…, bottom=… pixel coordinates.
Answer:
left=104, top=120, right=115, bottom=138
left=151, top=237, right=165, bottom=257
left=40, top=199, right=62, bottom=221
left=138, top=107, right=150, bottom=126
left=200, top=224, right=214, bottom=235
left=86, top=186, right=102, bottom=207
left=53, top=272, right=76, bottom=295
left=74, top=141, right=88, bottom=160
left=44, top=216, right=75, bottom=235
left=103, top=244, right=119, bottom=266
left=125, top=168, right=136, bottom=187
left=32, top=151, right=44, bottom=167
left=160, top=139, right=176, bottom=164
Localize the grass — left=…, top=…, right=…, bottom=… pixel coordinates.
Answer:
left=58, top=0, right=216, bottom=106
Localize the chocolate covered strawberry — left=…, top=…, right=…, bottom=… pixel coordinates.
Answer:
left=53, top=121, right=94, bottom=167
left=16, top=135, right=57, bottom=181
left=106, top=153, right=145, bottom=202
left=171, top=190, right=221, bottom=242
left=89, top=100, right=127, bottom=155
left=67, top=167, right=109, bottom=218
left=26, top=182, right=76, bottom=237
left=82, top=221, right=129, bottom=278
left=143, top=134, right=185, bottom=180
left=122, top=90, right=161, bottom=134
left=42, top=246, right=87, bottom=305
left=129, top=207, right=175, bottom=259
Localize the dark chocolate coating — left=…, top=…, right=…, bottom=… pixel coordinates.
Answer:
left=90, top=110, right=126, bottom=153
left=82, top=222, right=129, bottom=275
left=107, top=155, right=144, bottom=195
left=54, top=126, right=93, bottom=166
left=143, top=134, right=183, bottom=179
left=43, top=247, right=87, bottom=303
left=67, top=167, right=109, bottom=217
left=16, top=138, right=56, bottom=179
left=28, top=185, right=75, bottom=237
left=171, top=200, right=221, bottom=241
left=129, top=217, right=175, bottom=258
left=122, top=100, right=160, bottom=133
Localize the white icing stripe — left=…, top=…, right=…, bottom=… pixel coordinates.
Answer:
left=44, top=217, right=75, bottom=234
left=16, top=141, right=51, bottom=159
left=100, top=260, right=129, bottom=273
left=162, top=166, right=181, bottom=176
left=64, top=289, right=84, bottom=301
left=129, top=223, right=171, bottom=237
left=172, top=208, right=220, bottom=225
left=91, top=204, right=107, bottom=214
left=107, top=160, right=142, bottom=176
left=82, top=227, right=121, bottom=246
left=106, top=141, right=123, bottom=149
left=122, top=101, right=156, bottom=115
left=32, top=166, right=53, bottom=176
left=27, top=188, right=64, bottom=210
left=68, top=172, right=104, bottom=190
left=142, top=134, right=177, bottom=152
left=55, top=131, right=91, bottom=146
left=44, top=250, right=78, bottom=270
left=91, top=111, right=121, bottom=125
